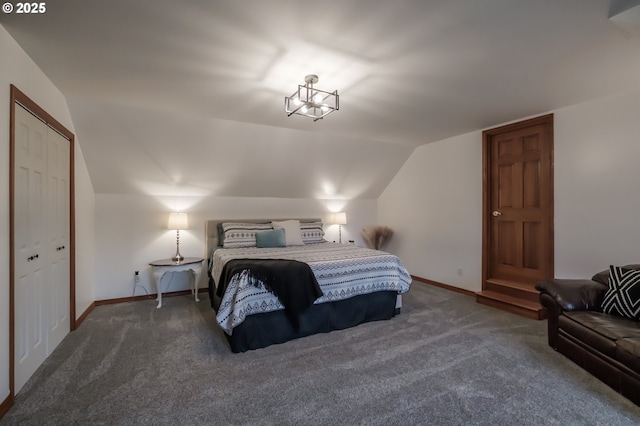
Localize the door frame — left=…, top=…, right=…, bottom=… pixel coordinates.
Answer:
left=481, top=114, right=554, bottom=289
left=9, top=84, right=76, bottom=399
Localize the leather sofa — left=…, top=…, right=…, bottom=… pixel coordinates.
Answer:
left=536, top=265, right=640, bottom=405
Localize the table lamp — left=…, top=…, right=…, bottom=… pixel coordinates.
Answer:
left=332, top=212, right=347, bottom=244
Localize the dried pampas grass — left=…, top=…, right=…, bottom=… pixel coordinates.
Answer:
left=361, top=226, right=393, bottom=250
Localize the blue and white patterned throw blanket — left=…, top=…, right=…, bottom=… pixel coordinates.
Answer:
left=212, top=242, right=412, bottom=335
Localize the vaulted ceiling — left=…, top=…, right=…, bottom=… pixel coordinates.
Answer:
left=2, top=0, right=640, bottom=199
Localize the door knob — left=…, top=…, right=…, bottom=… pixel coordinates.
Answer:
left=492, top=211, right=502, bottom=217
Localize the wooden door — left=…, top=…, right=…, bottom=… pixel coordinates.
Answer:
left=13, top=104, right=48, bottom=393
left=483, top=115, right=554, bottom=291
left=46, top=127, right=71, bottom=352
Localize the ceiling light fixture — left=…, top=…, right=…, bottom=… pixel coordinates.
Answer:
left=284, top=74, right=339, bottom=121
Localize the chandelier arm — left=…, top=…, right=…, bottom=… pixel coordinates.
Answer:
left=285, top=100, right=306, bottom=116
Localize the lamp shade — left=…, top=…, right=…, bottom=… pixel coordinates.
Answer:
left=332, top=212, right=347, bottom=225
left=167, top=212, right=189, bottom=230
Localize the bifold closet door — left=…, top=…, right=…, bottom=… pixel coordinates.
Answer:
left=14, top=104, right=48, bottom=393
left=46, top=126, right=70, bottom=353
left=13, top=104, right=71, bottom=393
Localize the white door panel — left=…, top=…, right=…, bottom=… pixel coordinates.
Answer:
left=14, top=104, right=48, bottom=393
left=46, top=127, right=70, bottom=352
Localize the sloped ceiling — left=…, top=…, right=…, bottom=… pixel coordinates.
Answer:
left=2, top=0, right=640, bottom=199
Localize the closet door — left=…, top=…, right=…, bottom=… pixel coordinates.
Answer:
left=46, top=127, right=70, bottom=352
left=14, top=104, right=48, bottom=393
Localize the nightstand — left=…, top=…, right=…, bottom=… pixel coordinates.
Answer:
left=149, top=257, right=204, bottom=308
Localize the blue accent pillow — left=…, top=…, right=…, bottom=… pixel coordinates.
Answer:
left=217, top=223, right=224, bottom=244
left=256, top=228, right=286, bottom=248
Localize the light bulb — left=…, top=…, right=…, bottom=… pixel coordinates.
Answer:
left=293, top=97, right=301, bottom=106
left=313, top=94, right=323, bottom=104
left=321, top=104, right=329, bottom=112
left=301, top=105, right=309, bottom=113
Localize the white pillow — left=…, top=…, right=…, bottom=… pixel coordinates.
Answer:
left=271, top=220, right=304, bottom=246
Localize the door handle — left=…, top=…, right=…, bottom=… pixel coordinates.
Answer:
left=492, top=210, right=502, bottom=217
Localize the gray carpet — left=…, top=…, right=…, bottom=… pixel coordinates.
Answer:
left=2, top=283, right=640, bottom=425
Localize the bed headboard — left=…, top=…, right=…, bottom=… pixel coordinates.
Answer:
left=204, top=218, right=322, bottom=257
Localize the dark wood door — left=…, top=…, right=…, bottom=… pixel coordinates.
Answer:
left=483, top=114, right=554, bottom=290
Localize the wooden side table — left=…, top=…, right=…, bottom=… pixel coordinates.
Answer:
left=149, top=257, right=204, bottom=308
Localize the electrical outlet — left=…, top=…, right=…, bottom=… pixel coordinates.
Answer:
left=134, top=270, right=140, bottom=282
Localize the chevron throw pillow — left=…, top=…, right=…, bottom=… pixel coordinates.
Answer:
left=601, top=265, right=640, bottom=320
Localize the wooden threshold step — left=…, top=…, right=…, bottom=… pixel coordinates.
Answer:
left=485, top=278, right=538, bottom=292
left=476, top=290, right=547, bottom=320
left=484, top=278, right=540, bottom=303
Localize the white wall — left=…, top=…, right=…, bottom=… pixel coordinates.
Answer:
left=554, top=90, right=640, bottom=277
left=94, top=194, right=376, bottom=300
left=0, top=24, right=95, bottom=402
left=378, top=132, right=483, bottom=292
left=379, top=89, right=640, bottom=292
left=74, top=151, right=96, bottom=313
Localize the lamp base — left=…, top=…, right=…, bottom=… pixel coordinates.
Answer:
left=172, top=230, right=184, bottom=263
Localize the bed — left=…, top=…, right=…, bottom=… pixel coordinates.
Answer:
left=206, top=218, right=412, bottom=352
